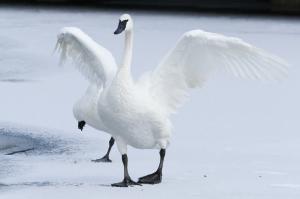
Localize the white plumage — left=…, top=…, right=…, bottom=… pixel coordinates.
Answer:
left=72, top=84, right=106, bottom=131
left=56, top=27, right=117, bottom=163
left=56, top=27, right=117, bottom=87
left=56, top=26, right=118, bottom=133
left=146, top=30, right=288, bottom=114
left=56, top=14, right=289, bottom=187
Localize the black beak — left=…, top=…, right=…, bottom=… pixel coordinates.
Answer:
left=114, top=19, right=128, bottom=35
left=78, top=121, right=86, bottom=131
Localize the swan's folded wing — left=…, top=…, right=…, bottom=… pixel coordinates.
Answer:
left=148, top=30, right=289, bottom=114
left=56, top=27, right=117, bottom=86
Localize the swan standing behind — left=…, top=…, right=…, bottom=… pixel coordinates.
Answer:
left=56, top=14, right=288, bottom=187
left=73, top=84, right=115, bottom=162
left=56, top=27, right=118, bottom=162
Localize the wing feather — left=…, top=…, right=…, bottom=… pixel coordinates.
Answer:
left=146, top=30, right=289, bottom=114
left=56, top=27, right=117, bottom=86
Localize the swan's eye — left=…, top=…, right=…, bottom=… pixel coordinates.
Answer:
left=114, top=19, right=129, bottom=35
left=119, top=20, right=128, bottom=28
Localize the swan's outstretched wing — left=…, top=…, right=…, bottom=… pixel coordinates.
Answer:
left=147, top=30, right=289, bottom=114
left=56, top=27, right=117, bottom=86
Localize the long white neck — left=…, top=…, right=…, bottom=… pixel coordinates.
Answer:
left=121, top=29, right=133, bottom=74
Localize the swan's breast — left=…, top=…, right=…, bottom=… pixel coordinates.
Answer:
left=97, top=73, right=171, bottom=149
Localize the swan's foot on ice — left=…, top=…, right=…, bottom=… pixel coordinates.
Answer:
left=111, top=177, right=141, bottom=187
left=91, top=155, right=112, bottom=163
left=138, top=171, right=162, bottom=184
left=138, top=149, right=166, bottom=185
left=91, top=137, right=115, bottom=163
left=112, top=153, right=141, bottom=187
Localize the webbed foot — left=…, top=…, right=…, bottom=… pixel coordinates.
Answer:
left=91, top=155, right=112, bottom=163
left=138, top=171, right=162, bottom=184
left=112, top=178, right=141, bottom=187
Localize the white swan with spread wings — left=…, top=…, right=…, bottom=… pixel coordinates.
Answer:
left=56, top=14, right=288, bottom=187
left=56, top=27, right=117, bottom=163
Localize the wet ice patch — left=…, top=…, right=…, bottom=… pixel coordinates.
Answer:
left=0, top=123, right=85, bottom=183
left=0, top=134, right=34, bottom=155
left=0, top=125, right=76, bottom=156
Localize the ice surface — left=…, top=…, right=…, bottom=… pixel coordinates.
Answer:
left=0, top=6, right=299, bottom=199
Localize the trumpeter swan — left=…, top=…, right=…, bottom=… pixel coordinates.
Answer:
left=56, top=14, right=288, bottom=187
left=56, top=27, right=118, bottom=162
left=73, top=84, right=115, bottom=162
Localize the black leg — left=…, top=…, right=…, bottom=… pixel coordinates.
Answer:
left=138, top=149, right=166, bottom=184
left=111, top=154, right=141, bottom=187
left=92, top=137, right=114, bottom=163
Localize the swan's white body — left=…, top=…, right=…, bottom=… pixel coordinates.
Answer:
left=57, top=27, right=117, bottom=135
left=73, top=84, right=107, bottom=132
left=56, top=15, right=288, bottom=156
left=97, top=72, right=171, bottom=151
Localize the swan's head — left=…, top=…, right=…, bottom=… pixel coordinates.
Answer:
left=114, top=14, right=133, bottom=35
left=73, top=103, right=86, bottom=131
left=74, top=113, right=86, bottom=131
left=78, top=120, right=86, bottom=131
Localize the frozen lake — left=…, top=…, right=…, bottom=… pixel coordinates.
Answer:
left=0, top=6, right=300, bottom=199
